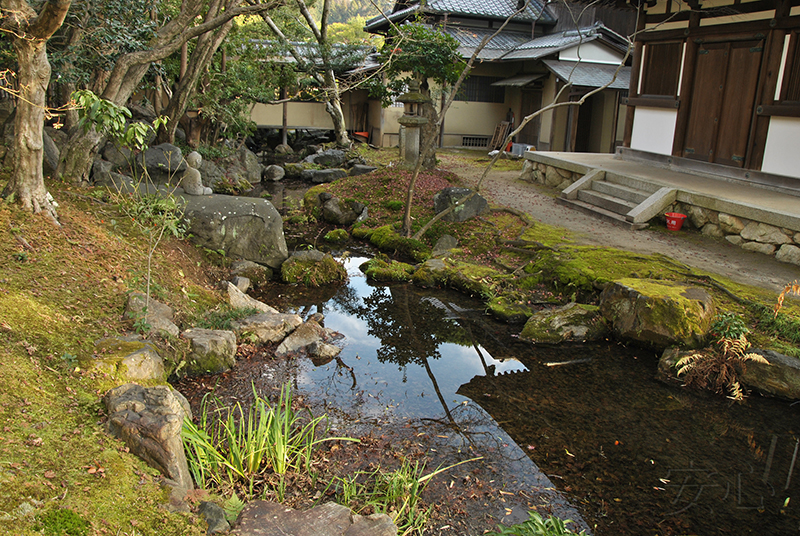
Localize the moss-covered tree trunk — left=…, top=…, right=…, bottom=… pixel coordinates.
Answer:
left=1, top=0, right=71, bottom=222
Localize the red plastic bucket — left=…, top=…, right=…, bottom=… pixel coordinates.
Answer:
left=665, top=212, right=687, bottom=231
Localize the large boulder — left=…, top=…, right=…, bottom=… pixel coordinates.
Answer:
left=230, top=501, right=397, bottom=536
left=182, top=328, right=238, bottom=375
left=183, top=195, right=288, bottom=269
left=599, top=279, right=715, bottom=350
left=226, top=281, right=279, bottom=314
left=433, top=187, right=488, bottom=222
left=520, top=303, right=609, bottom=344
left=104, top=384, right=193, bottom=490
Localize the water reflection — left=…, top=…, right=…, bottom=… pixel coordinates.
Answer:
left=247, top=256, right=800, bottom=534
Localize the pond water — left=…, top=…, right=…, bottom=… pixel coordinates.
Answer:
left=212, top=255, right=800, bottom=534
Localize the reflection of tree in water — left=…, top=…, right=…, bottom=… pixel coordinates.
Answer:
left=333, top=281, right=492, bottom=436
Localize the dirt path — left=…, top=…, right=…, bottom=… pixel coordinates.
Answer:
left=437, top=152, right=800, bottom=293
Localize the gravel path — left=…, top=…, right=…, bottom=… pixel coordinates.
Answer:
left=437, top=152, right=800, bottom=293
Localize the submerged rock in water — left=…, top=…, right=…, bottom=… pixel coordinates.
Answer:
left=520, top=302, right=609, bottom=344
left=599, top=278, right=715, bottom=350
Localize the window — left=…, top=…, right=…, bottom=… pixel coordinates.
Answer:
left=640, top=42, right=683, bottom=97
left=455, top=76, right=506, bottom=103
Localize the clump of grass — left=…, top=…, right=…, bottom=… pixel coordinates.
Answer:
left=182, top=383, right=356, bottom=499
left=487, top=511, right=586, bottom=536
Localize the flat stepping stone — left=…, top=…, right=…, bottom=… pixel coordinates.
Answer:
left=230, top=501, right=396, bottom=536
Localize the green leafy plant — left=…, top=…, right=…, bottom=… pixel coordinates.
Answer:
left=74, top=90, right=185, bottom=312
left=487, top=511, right=586, bottom=536
left=710, top=311, right=750, bottom=340
left=182, top=383, right=357, bottom=498
left=676, top=333, right=769, bottom=401
left=332, top=459, right=475, bottom=536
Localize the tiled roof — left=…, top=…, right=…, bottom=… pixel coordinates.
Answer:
left=501, top=30, right=601, bottom=60
left=365, top=0, right=556, bottom=31
left=543, top=59, right=630, bottom=89
left=445, top=27, right=532, bottom=60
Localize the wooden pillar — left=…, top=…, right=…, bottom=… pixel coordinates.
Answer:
left=281, top=87, right=288, bottom=146
left=623, top=4, right=647, bottom=148
left=670, top=0, right=702, bottom=156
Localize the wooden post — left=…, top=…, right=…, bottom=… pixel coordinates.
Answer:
left=623, top=4, right=647, bottom=148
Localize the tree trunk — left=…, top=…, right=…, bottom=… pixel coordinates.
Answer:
left=156, top=17, right=234, bottom=145
left=2, top=0, right=71, bottom=222
left=324, top=88, right=350, bottom=147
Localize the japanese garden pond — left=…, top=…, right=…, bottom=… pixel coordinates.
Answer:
left=178, top=254, right=800, bottom=535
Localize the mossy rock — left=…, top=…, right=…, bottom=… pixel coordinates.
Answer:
left=89, top=335, right=166, bottom=383
left=487, top=295, right=538, bottom=323
left=410, top=258, right=503, bottom=298
left=366, top=225, right=430, bottom=263
left=520, top=302, right=609, bottom=344
left=360, top=257, right=416, bottom=282
left=281, top=250, right=347, bottom=287
left=324, top=229, right=350, bottom=243
left=599, top=278, right=716, bottom=350
left=523, top=249, right=603, bottom=297
left=302, top=185, right=328, bottom=211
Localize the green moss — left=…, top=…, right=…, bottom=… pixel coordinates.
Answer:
left=302, top=185, right=328, bottom=211
left=487, top=294, right=536, bottom=323
left=35, top=508, right=90, bottom=536
left=368, top=225, right=431, bottom=263
left=360, top=257, right=416, bottom=282
left=324, top=229, right=350, bottom=243
left=281, top=255, right=347, bottom=287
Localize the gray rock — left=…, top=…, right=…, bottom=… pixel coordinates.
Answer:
left=520, top=303, right=609, bottom=344
left=91, top=159, right=114, bottom=185
left=274, top=143, right=293, bottom=155
left=91, top=334, right=165, bottom=381
left=227, top=282, right=278, bottom=314
left=741, top=241, right=776, bottom=255
left=138, top=143, right=185, bottom=183
left=309, top=169, right=348, bottom=184
left=182, top=328, right=238, bottom=375
left=230, top=260, right=273, bottom=288
left=231, top=276, right=251, bottom=293
left=740, top=222, right=791, bottom=244
left=349, top=164, right=378, bottom=177
left=718, top=213, right=745, bottom=234
left=321, top=197, right=366, bottom=226
left=230, top=500, right=397, bottom=536
left=275, top=320, right=342, bottom=357
left=284, top=163, right=306, bottom=178
left=433, top=187, right=488, bottom=222
left=263, top=164, right=285, bottom=182
left=776, top=244, right=800, bottom=266
left=686, top=206, right=715, bottom=228
left=42, top=129, right=59, bottom=178
left=183, top=195, right=288, bottom=269
left=200, top=159, right=224, bottom=189
left=700, top=223, right=724, bottom=238
left=304, top=149, right=347, bottom=167
left=237, top=145, right=263, bottom=184
left=102, top=142, right=132, bottom=170
left=125, top=291, right=180, bottom=338
left=725, top=235, right=744, bottom=246
left=104, top=384, right=193, bottom=490
left=432, top=234, right=458, bottom=257
left=230, top=312, right=303, bottom=344
left=199, top=501, right=231, bottom=534
left=599, top=279, right=715, bottom=350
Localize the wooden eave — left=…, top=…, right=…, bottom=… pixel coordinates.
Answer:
left=644, top=0, right=800, bottom=24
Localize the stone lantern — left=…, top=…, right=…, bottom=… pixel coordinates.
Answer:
left=396, top=80, right=431, bottom=167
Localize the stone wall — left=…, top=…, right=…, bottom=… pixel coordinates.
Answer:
left=519, top=160, right=800, bottom=267
left=520, top=160, right=582, bottom=190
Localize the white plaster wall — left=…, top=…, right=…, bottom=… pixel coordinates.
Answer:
left=630, top=107, right=677, bottom=156
left=761, top=117, right=800, bottom=178
left=250, top=102, right=334, bottom=129
left=559, top=42, right=624, bottom=65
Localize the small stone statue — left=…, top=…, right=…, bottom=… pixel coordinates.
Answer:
left=181, top=151, right=212, bottom=195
